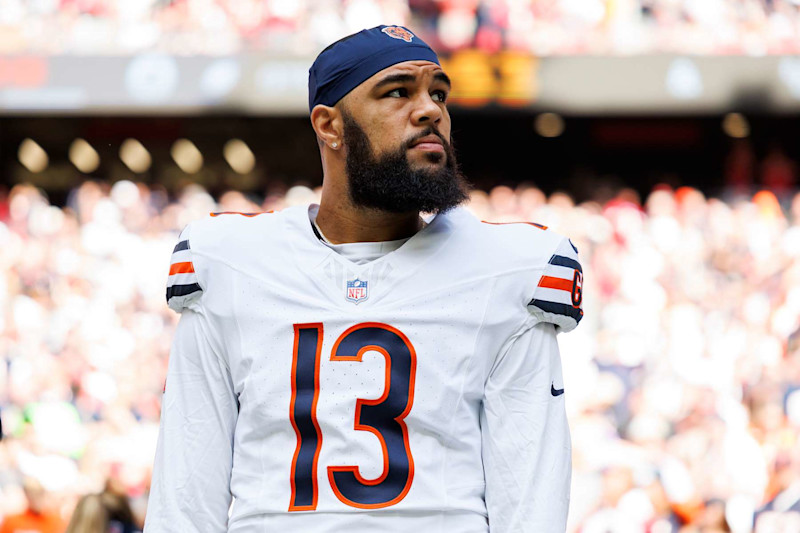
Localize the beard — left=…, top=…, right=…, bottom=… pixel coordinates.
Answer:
left=341, top=109, right=471, bottom=214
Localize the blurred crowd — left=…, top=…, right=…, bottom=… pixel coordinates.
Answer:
left=1, top=179, right=800, bottom=532
left=0, top=0, right=798, bottom=56
left=411, top=0, right=800, bottom=55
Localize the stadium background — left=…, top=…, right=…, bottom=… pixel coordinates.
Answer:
left=1, top=1, right=800, bottom=532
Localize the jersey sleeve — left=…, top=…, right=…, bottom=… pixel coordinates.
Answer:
left=527, top=237, right=584, bottom=332
left=144, top=308, right=238, bottom=533
left=166, top=224, right=203, bottom=313
left=481, top=322, right=571, bottom=533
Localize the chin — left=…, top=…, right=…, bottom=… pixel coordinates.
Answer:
left=410, top=152, right=446, bottom=167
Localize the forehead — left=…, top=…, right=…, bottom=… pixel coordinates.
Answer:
left=363, top=60, right=446, bottom=87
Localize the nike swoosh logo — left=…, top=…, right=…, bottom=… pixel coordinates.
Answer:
left=551, top=383, right=565, bottom=396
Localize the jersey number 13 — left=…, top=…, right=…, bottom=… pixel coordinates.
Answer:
left=289, top=322, right=417, bottom=511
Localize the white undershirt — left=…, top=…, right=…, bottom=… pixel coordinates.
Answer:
left=309, top=207, right=411, bottom=265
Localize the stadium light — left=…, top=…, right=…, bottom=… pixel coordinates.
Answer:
left=119, top=139, right=152, bottom=173
left=223, top=139, right=256, bottom=174
left=534, top=113, right=565, bottom=138
left=171, top=139, right=203, bottom=174
left=18, top=138, right=49, bottom=173
left=68, top=138, right=100, bottom=173
left=722, top=113, right=750, bottom=138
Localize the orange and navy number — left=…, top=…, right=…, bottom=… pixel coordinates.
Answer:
left=289, top=322, right=417, bottom=511
left=289, top=324, right=324, bottom=512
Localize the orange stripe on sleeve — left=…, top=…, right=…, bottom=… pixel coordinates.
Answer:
left=538, top=275, right=573, bottom=292
left=169, top=261, right=195, bottom=275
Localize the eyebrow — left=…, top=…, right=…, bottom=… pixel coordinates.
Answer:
left=434, top=72, right=452, bottom=89
left=372, top=71, right=452, bottom=91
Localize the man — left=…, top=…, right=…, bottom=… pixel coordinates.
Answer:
left=145, top=25, right=583, bottom=533
left=0, top=478, right=65, bottom=533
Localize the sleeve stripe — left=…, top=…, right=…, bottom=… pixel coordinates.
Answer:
left=529, top=299, right=583, bottom=322
left=538, top=275, right=573, bottom=292
left=549, top=255, right=582, bottom=273
left=169, top=261, right=195, bottom=275
left=173, top=240, right=190, bottom=253
left=166, top=283, right=202, bottom=301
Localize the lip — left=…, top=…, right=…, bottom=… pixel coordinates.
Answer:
left=410, top=135, right=444, bottom=152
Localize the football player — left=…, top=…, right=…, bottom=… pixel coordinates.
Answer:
left=145, top=25, right=583, bottom=533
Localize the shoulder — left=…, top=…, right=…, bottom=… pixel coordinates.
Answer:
left=188, top=209, right=282, bottom=254
left=447, top=208, right=584, bottom=332
left=477, top=216, right=563, bottom=259
left=446, top=207, right=566, bottom=272
left=165, top=209, right=285, bottom=312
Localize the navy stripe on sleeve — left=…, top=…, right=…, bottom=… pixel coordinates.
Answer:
left=173, top=240, right=190, bottom=253
left=166, top=283, right=202, bottom=302
left=549, top=255, right=582, bottom=273
left=528, top=299, right=583, bottom=323
left=569, top=239, right=578, bottom=254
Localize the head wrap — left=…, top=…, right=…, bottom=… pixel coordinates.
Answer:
left=308, top=25, right=440, bottom=112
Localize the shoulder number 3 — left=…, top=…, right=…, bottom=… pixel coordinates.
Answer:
left=289, top=322, right=417, bottom=511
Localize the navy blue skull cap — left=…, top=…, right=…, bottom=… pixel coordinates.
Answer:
left=308, top=25, right=440, bottom=112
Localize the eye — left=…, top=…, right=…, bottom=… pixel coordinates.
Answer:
left=385, top=87, right=408, bottom=98
left=431, top=90, right=448, bottom=103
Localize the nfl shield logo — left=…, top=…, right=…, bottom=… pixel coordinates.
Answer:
left=346, top=278, right=369, bottom=304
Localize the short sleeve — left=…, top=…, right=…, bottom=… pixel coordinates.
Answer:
left=166, top=225, right=203, bottom=313
left=527, top=237, right=584, bottom=332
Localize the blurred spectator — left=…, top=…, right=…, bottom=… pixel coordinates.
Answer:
left=65, top=490, right=141, bottom=533
left=724, top=139, right=755, bottom=197
left=760, top=144, right=798, bottom=200
left=0, top=477, right=65, bottom=533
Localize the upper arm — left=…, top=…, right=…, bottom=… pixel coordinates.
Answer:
left=145, top=308, right=237, bottom=532
left=482, top=322, right=571, bottom=532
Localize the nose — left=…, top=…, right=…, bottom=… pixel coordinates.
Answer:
left=410, top=92, right=443, bottom=127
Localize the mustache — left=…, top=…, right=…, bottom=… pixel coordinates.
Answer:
left=405, top=128, right=449, bottom=150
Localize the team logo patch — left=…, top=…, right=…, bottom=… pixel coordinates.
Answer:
left=346, top=278, right=369, bottom=304
left=382, top=26, right=414, bottom=43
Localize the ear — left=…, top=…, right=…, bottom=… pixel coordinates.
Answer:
left=310, top=105, right=342, bottom=151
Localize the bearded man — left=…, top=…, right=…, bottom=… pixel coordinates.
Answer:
left=145, top=25, right=583, bottom=533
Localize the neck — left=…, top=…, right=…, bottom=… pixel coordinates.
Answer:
left=315, top=199, right=422, bottom=244
left=315, top=153, right=424, bottom=244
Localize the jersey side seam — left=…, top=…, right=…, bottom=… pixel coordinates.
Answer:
left=439, top=275, right=497, bottom=523
left=186, top=237, right=233, bottom=375
left=229, top=264, right=261, bottom=513
left=484, top=318, right=539, bottom=388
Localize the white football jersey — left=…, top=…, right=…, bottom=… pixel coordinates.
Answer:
left=145, top=204, right=583, bottom=533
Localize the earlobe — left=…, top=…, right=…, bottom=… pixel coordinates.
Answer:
left=311, top=105, right=342, bottom=151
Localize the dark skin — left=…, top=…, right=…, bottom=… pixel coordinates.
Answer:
left=310, top=60, right=451, bottom=244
